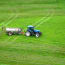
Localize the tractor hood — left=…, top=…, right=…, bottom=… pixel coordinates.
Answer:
left=34, top=30, right=40, bottom=32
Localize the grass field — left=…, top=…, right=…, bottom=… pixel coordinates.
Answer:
left=0, top=0, right=65, bottom=65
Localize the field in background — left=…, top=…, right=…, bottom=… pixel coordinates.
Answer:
left=0, top=0, right=65, bottom=65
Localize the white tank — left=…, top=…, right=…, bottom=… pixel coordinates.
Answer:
left=6, top=28, right=21, bottom=32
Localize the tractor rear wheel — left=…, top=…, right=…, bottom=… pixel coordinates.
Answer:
left=25, top=31, right=31, bottom=37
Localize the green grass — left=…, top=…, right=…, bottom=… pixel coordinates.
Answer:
left=0, top=0, right=65, bottom=65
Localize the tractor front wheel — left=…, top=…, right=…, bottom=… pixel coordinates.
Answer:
left=25, top=31, right=31, bottom=37
left=35, top=33, right=40, bottom=38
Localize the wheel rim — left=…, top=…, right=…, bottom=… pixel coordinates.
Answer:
left=9, top=32, right=12, bottom=36
left=36, top=33, right=39, bottom=37
left=26, top=32, right=30, bottom=36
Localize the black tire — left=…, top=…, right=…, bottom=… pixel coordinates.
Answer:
left=35, top=33, right=40, bottom=38
left=25, top=31, right=31, bottom=37
left=8, top=32, right=13, bottom=36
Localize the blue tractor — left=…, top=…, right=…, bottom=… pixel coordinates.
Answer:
left=25, top=25, right=41, bottom=37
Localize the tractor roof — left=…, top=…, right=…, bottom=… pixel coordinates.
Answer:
left=28, top=25, right=34, bottom=28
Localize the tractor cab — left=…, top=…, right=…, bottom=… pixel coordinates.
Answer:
left=27, top=25, right=34, bottom=32
left=25, top=25, right=41, bottom=37
left=27, top=25, right=40, bottom=33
